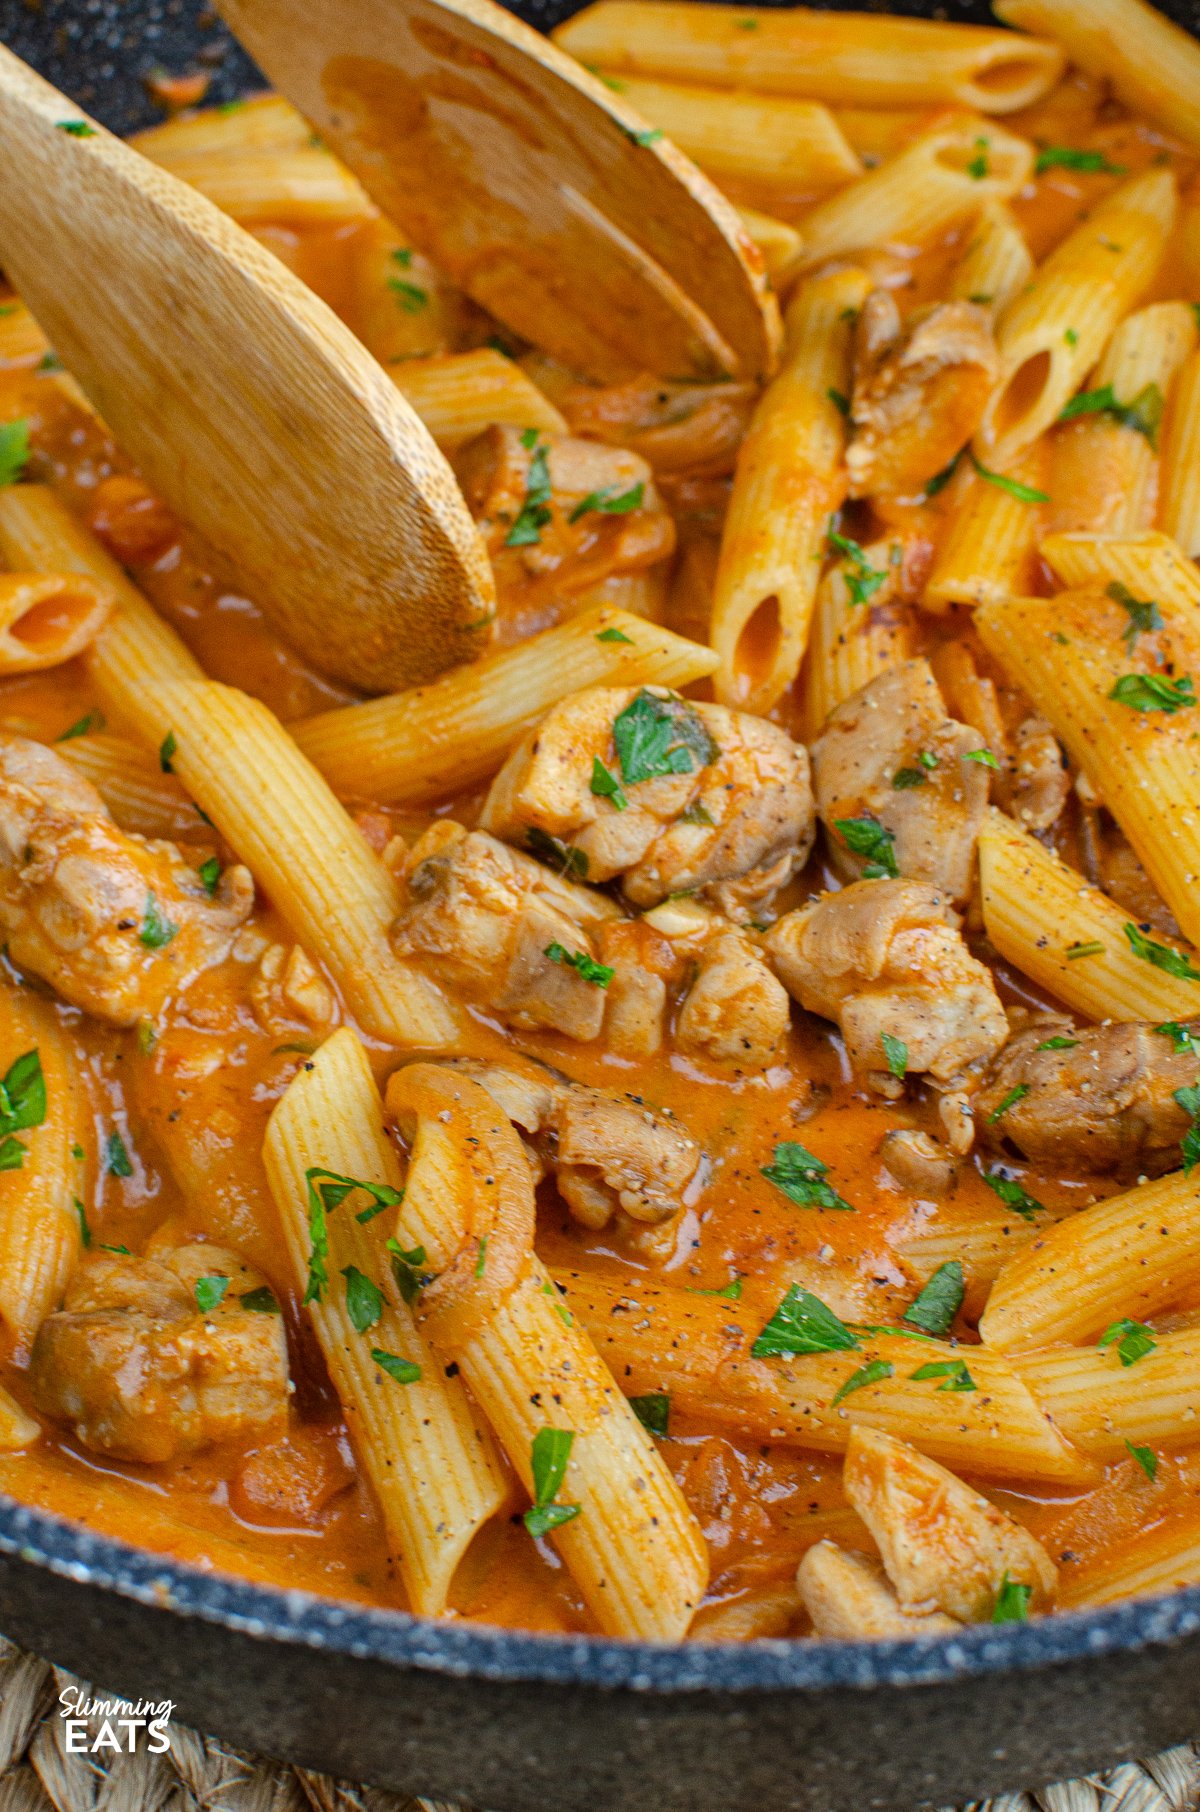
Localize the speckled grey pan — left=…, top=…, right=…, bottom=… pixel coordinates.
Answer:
left=2, top=2, right=1200, bottom=1806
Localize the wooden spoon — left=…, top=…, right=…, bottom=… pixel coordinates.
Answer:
left=0, top=43, right=496, bottom=694
left=216, top=0, right=782, bottom=384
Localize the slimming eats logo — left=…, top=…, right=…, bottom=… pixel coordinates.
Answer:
left=58, top=1686, right=174, bottom=1753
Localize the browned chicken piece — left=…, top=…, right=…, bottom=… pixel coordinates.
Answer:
left=250, top=942, right=336, bottom=1038
left=797, top=1541, right=962, bottom=1640
left=432, top=1057, right=703, bottom=1229
left=1010, top=717, right=1070, bottom=833
left=481, top=685, right=814, bottom=917
left=766, top=879, right=1008, bottom=1090
left=977, top=1016, right=1200, bottom=1177
left=0, top=736, right=253, bottom=1026
left=879, top=1128, right=958, bottom=1197
left=454, top=425, right=676, bottom=597
left=847, top=291, right=998, bottom=498
left=30, top=1243, right=289, bottom=1465
left=844, top=1427, right=1057, bottom=1622
left=592, top=916, right=674, bottom=1059
left=675, top=929, right=790, bottom=1069
left=549, top=370, right=758, bottom=478
left=389, top=821, right=619, bottom=1043
left=811, top=660, right=990, bottom=905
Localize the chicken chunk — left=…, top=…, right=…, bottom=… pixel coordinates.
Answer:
left=433, top=1056, right=702, bottom=1229
left=481, top=685, right=814, bottom=916
left=1010, top=716, right=1069, bottom=833
left=847, top=292, right=998, bottom=498
left=676, top=929, right=790, bottom=1068
left=765, top=879, right=1007, bottom=1089
left=549, top=370, right=758, bottom=478
left=811, top=660, right=990, bottom=904
left=844, top=1427, right=1057, bottom=1622
left=797, top=1541, right=962, bottom=1640
left=454, top=425, right=675, bottom=598
left=389, top=821, right=619, bottom=1041
left=30, top=1244, right=289, bottom=1464
left=977, top=1016, right=1200, bottom=1178
left=0, top=736, right=253, bottom=1026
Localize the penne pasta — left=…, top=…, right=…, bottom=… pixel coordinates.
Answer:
left=593, top=76, right=861, bottom=191
left=925, top=441, right=1049, bottom=611
left=128, top=94, right=311, bottom=162
left=0, top=571, right=111, bottom=672
left=556, top=1266, right=1090, bottom=1485
left=977, top=808, right=1200, bottom=1022
left=791, top=116, right=1033, bottom=273
left=1059, top=1513, right=1200, bottom=1609
left=976, top=168, right=1178, bottom=468
left=1016, top=1329, right=1200, bottom=1457
left=894, top=1208, right=1062, bottom=1322
left=948, top=200, right=1033, bottom=316
left=0, top=1383, right=39, bottom=1452
left=553, top=4, right=1066, bottom=113
left=387, top=1065, right=710, bottom=1640
left=51, top=731, right=204, bottom=841
left=292, top=604, right=717, bottom=806
left=831, top=107, right=932, bottom=165
left=734, top=205, right=805, bottom=281
left=1159, top=349, right=1200, bottom=556
left=981, top=1170, right=1200, bottom=1353
left=139, top=146, right=377, bottom=226
left=0, top=989, right=86, bottom=1363
left=391, top=349, right=568, bottom=451
left=995, top=0, right=1200, bottom=150
left=262, top=1028, right=507, bottom=1615
left=975, top=586, right=1200, bottom=954
left=797, top=538, right=916, bottom=740
left=710, top=264, right=869, bottom=713
left=1041, top=526, right=1200, bottom=607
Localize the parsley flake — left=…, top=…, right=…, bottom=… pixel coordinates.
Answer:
left=590, top=754, right=628, bottom=812
left=567, top=482, right=644, bottom=523
left=342, top=1264, right=384, bottom=1334
left=105, top=1129, right=133, bottom=1178
left=372, top=1348, right=422, bottom=1384
left=910, top=1356, right=976, bottom=1392
left=831, top=1357, right=894, bottom=1407
left=1125, top=922, right=1200, bottom=980
left=1035, top=145, right=1125, bottom=175
left=194, top=1275, right=229, bottom=1315
left=1158, top=1021, right=1200, bottom=1057
left=159, top=730, right=177, bottom=773
left=56, top=711, right=102, bottom=741
left=198, top=856, right=221, bottom=897
left=1066, top=939, right=1105, bottom=959
left=751, top=1285, right=859, bottom=1359
left=386, top=276, right=428, bottom=312
left=544, top=943, right=613, bottom=988
left=969, top=453, right=1050, bottom=503
left=1099, top=1317, right=1157, bottom=1367
left=903, top=1261, right=965, bottom=1336
left=0, top=420, right=30, bottom=488
left=828, top=530, right=886, bottom=606
left=526, top=825, right=588, bottom=879
left=56, top=120, right=96, bottom=137
left=595, top=626, right=633, bottom=644
left=240, top=1286, right=280, bottom=1314
left=139, top=892, right=178, bottom=949
left=612, top=689, right=718, bottom=786
left=762, top=1140, right=854, bottom=1212
left=834, top=813, right=898, bottom=879
left=1126, top=1439, right=1158, bottom=1480
left=1172, top=1081, right=1200, bottom=1173
left=386, top=1237, right=433, bottom=1305
left=987, top=1084, right=1029, bottom=1124
left=524, top=1427, right=582, bottom=1538
left=983, top=1167, right=1044, bottom=1221
left=992, top=1574, right=1032, bottom=1622
left=1110, top=671, right=1195, bottom=713
left=629, top=1391, right=670, bottom=1436
left=882, top=1033, right=908, bottom=1080
left=1036, top=1035, right=1078, bottom=1051
left=505, top=441, right=553, bottom=546
left=301, top=1168, right=404, bottom=1303
left=688, top=1274, right=742, bottom=1300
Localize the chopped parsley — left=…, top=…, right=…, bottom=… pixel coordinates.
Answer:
left=159, top=730, right=177, bottom=773
left=629, top=1391, right=671, bottom=1436
left=474, top=1237, right=488, bottom=1279
left=0, top=420, right=30, bottom=488
left=524, top=1427, right=582, bottom=1538
left=372, top=1348, right=422, bottom=1385
left=903, top=1261, right=964, bottom=1337
left=923, top=451, right=962, bottom=498
left=239, top=1286, right=280, bottom=1314
left=761, top=1140, right=853, bottom=1212
left=881, top=1033, right=908, bottom=1080
left=1035, top=1035, right=1078, bottom=1051
left=139, top=892, right=178, bottom=949
left=1125, top=922, right=1200, bottom=980
left=967, top=136, right=989, bottom=180
left=386, top=276, right=428, bottom=312
left=826, top=387, right=851, bottom=417
left=964, top=747, right=1001, bottom=769
left=828, top=530, right=886, bottom=606
left=1109, top=671, right=1195, bottom=713
left=628, top=126, right=663, bottom=146
left=1061, top=384, right=1163, bottom=446
left=342, top=1264, right=384, bottom=1334
left=1126, top=1439, right=1158, bottom=1480
left=987, top=1084, right=1029, bottom=1124
left=679, top=799, right=714, bottom=826
left=834, top=813, right=898, bottom=879
left=75, top=1198, right=90, bottom=1247
left=751, top=1285, right=859, bottom=1359
left=992, top=1574, right=1032, bottom=1622
left=544, top=943, right=614, bottom=988
left=612, top=689, right=719, bottom=787
left=0, top=1048, right=46, bottom=1177
left=595, top=625, right=633, bottom=644
left=688, top=1274, right=742, bottom=1300
left=1035, top=145, right=1125, bottom=175
left=567, top=482, right=644, bottom=523
left=198, top=856, right=221, bottom=897
left=910, top=1356, right=976, bottom=1392
left=1099, top=1317, right=1157, bottom=1367
left=301, top=1168, right=405, bottom=1303
left=969, top=452, right=1050, bottom=503
left=105, top=1128, right=133, bottom=1178
left=56, top=120, right=96, bottom=136
left=1172, top=1082, right=1200, bottom=1173
left=590, top=754, right=628, bottom=812
left=194, top=1275, right=229, bottom=1315
left=1064, top=327, right=1079, bottom=347
left=56, top=711, right=103, bottom=741
left=1158, top=1021, right=1200, bottom=1057
left=526, top=825, right=589, bottom=879
left=830, top=1357, right=894, bottom=1407
left=982, top=1167, right=1044, bottom=1221
left=386, top=1237, right=433, bottom=1305
left=892, top=767, right=928, bottom=789
left=1066, top=939, right=1105, bottom=959
left=505, top=441, right=553, bottom=546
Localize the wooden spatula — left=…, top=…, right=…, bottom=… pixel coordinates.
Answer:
left=0, top=43, right=496, bottom=694
left=216, top=0, right=782, bottom=384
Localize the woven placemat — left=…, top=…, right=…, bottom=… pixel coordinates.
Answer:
left=0, top=1637, right=1195, bottom=1812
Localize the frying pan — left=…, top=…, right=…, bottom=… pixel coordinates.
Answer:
left=1, top=3, right=1200, bottom=1806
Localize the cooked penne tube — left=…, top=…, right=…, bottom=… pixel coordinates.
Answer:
left=792, top=117, right=1033, bottom=272
left=262, top=1029, right=507, bottom=1615
left=977, top=808, right=1200, bottom=1022
left=348, top=225, right=461, bottom=368
left=0, top=1383, right=39, bottom=1452
left=831, top=107, right=931, bottom=165
left=1016, top=1329, right=1200, bottom=1456
left=894, top=1209, right=1059, bottom=1321
left=140, top=146, right=377, bottom=225
left=976, top=168, right=1178, bottom=468
left=734, top=205, right=804, bottom=281
left=948, top=200, right=1033, bottom=315
left=0, top=300, right=49, bottom=370
left=924, top=442, right=1049, bottom=611
left=52, top=732, right=203, bottom=840
left=0, top=486, right=203, bottom=747
left=292, top=604, right=717, bottom=805
left=1159, top=350, right=1200, bottom=556
left=387, top=1066, right=710, bottom=1639
left=0, top=990, right=86, bottom=1362
left=711, top=265, right=869, bottom=713
left=797, top=539, right=916, bottom=740
left=974, top=586, right=1200, bottom=953
left=553, top=4, right=1065, bottom=113
left=0, top=571, right=111, bottom=672
left=1041, top=526, right=1200, bottom=607
left=594, top=76, right=860, bottom=190
left=391, top=350, right=567, bottom=451
left=129, top=93, right=311, bottom=162
left=153, top=681, right=460, bottom=1049
left=995, top=0, right=1200, bottom=149
left=981, top=1171, right=1200, bottom=1353
left=1059, top=1514, right=1200, bottom=1609
left=556, top=1267, right=1089, bottom=1485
